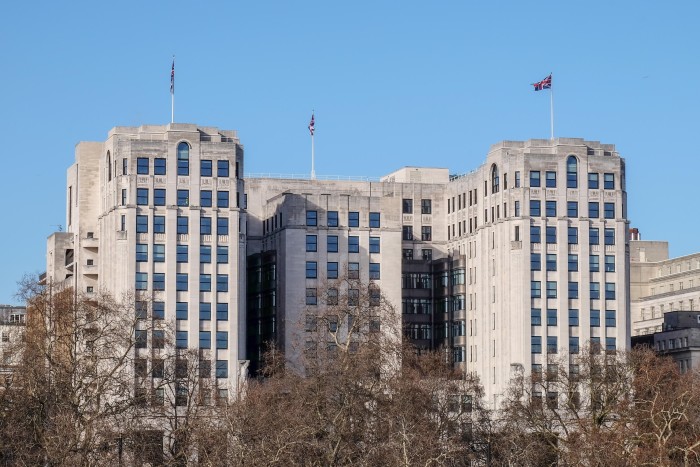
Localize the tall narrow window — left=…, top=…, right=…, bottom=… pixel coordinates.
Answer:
left=491, top=165, right=500, bottom=193
left=107, top=151, right=112, bottom=181
left=177, top=142, right=190, bottom=176
left=567, top=156, right=578, bottom=188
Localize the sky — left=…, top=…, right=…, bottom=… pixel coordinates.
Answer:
left=1, top=0, right=698, bottom=304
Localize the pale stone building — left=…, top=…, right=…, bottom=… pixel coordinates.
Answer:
left=0, top=305, right=26, bottom=374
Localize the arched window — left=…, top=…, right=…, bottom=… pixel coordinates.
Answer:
left=177, top=142, right=190, bottom=176
left=566, top=156, right=578, bottom=188
left=107, top=151, right=112, bottom=181
left=491, top=164, right=500, bottom=194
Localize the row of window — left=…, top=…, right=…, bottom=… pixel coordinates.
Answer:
left=531, top=226, right=615, bottom=245
left=307, top=210, right=380, bottom=228
left=305, top=286, right=381, bottom=307
left=305, top=261, right=380, bottom=280
left=136, top=244, right=228, bottom=263
left=401, top=225, right=432, bottom=241
left=132, top=188, right=231, bottom=208
left=136, top=329, right=228, bottom=350
left=402, top=248, right=433, bottom=261
left=531, top=308, right=616, bottom=327
left=532, top=336, right=616, bottom=354
left=306, top=235, right=381, bottom=253
left=402, top=199, right=432, bottom=214
left=135, top=156, right=232, bottom=177
left=531, top=253, right=615, bottom=272
left=529, top=200, right=615, bottom=219
left=135, top=273, right=229, bottom=292
left=531, top=281, right=616, bottom=299
left=135, top=301, right=228, bottom=321
left=135, top=215, right=229, bottom=235
left=134, top=358, right=229, bottom=380
left=529, top=169, right=615, bottom=190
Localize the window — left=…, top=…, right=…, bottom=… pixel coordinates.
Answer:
left=176, top=245, right=188, bottom=263
left=604, top=228, right=615, bottom=245
left=200, top=274, right=211, bottom=292
left=176, top=331, right=188, bottom=349
left=152, top=331, right=165, bottom=350
left=136, top=244, right=148, bottom=262
left=369, top=212, right=380, bottom=228
left=589, top=228, right=600, bottom=245
left=348, top=262, right=359, bottom=279
left=546, top=281, right=557, bottom=298
left=135, top=330, right=147, bottom=349
left=327, top=211, right=339, bottom=227
left=217, top=191, right=229, bottom=208
left=567, top=156, right=578, bottom=188
left=422, top=248, right=432, bottom=261
left=569, top=309, right=579, bottom=326
left=531, top=253, right=541, bottom=271
left=491, top=165, right=500, bottom=193
left=217, top=274, right=229, bottom=292
left=531, top=226, right=541, bottom=243
left=547, top=336, right=558, bottom=354
left=605, top=282, right=616, bottom=300
left=176, top=302, right=188, bottom=320
left=175, top=190, right=189, bottom=207
left=121, top=189, right=127, bottom=206
left=348, top=289, right=359, bottom=306
left=152, top=244, right=164, bottom=262
left=217, top=160, right=229, bottom=177
left=177, top=142, right=189, bottom=176
left=530, top=200, right=541, bottom=216
left=530, top=171, right=541, bottom=187
left=403, top=249, right=414, bottom=260
left=327, top=235, right=338, bottom=253
left=605, top=255, right=615, bottom=272
left=369, top=263, right=380, bottom=280
left=201, top=217, right=212, bottom=235
left=591, top=310, right=601, bottom=327
left=217, top=246, right=228, bottom=264
left=217, top=217, right=229, bottom=235
left=216, top=360, right=228, bottom=378
left=421, top=226, right=432, bottom=241
left=569, top=337, right=580, bottom=354
left=153, top=273, right=165, bottom=291
left=531, top=308, right=542, bottom=326
left=137, top=157, right=149, bottom=174
left=348, top=212, right=359, bottom=227
left=567, top=201, right=578, bottom=217
left=605, top=310, right=616, bottom=327
left=546, top=226, right=556, bottom=243
left=200, top=332, right=211, bottom=349
left=568, top=255, right=578, bottom=272
left=588, top=172, right=599, bottom=189
left=588, top=202, right=599, bottom=218
left=421, top=199, right=432, bottom=214
left=515, top=201, right=520, bottom=216
left=402, top=226, right=413, bottom=241
left=604, top=173, right=615, bottom=189
left=153, top=189, right=165, bottom=206
left=201, top=159, right=212, bottom=177
left=153, top=302, right=165, bottom=320
left=546, top=254, right=557, bottom=271
left=348, top=236, right=360, bottom=253
left=200, top=245, right=211, bottom=263
left=137, top=188, right=149, bottom=205
left=369, top=237, right=380, bottom=253
left=200, top=190, right=212, bottom=207
left=403, top=199, right=413, bottom=213
left=122, top=158, right=128, bottom=175
left=136, top=215, right=148, bottom=233
left=606, top=337, right=616, bottom=353
left=306, top=210, right=318, bottom=226
left=306, top=235, right=318, bottom=252
left=590, top=282, right=600, bottom=299
left=568, top=281, right=579, bottom=299
left=151, top=157, right=165, bottom=175
left=327, top=262, right=338, bottom=279
left=531, top=281, right=541, bottom=298
left=177, top=216, right=189, bottom=234
left=134, top=359, right=148, bottom=378
left=604, top=202, right=615, bottom=219
left=515, top=171, right=521, bottom=187
left=199, top=302, right=211, bottom=320
left=546, top=309, right=557, bottom=326
left=216, top=303, right=228, bottom=321
left=216, top=332, right=228, bottom=349
left=306, top=261, right=317, bottom=278
left=531, top=336, right=542, bottom=353
left=545, top=171, right=556, bottom=188
left=567, top=228, right=578, bottom=246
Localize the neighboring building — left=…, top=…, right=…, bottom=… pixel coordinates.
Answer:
left=0, top=305, right=27, bottom=373
left=635, top=311, right=700, bottom=374
left=630, top=234, right=700, bottom=337
left=44, top=123, right=247, bottom=396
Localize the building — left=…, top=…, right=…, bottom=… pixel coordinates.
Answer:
left=45, top=126, right=630, bottom=409
left=633, top=311, right=700, bottom=374
left=630, top=234, right=700, bottom=337
left=44, top=123, right=247, bottom=396
left=0, top=305, right=26, bottom=373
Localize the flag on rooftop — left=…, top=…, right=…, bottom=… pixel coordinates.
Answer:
left=308, top=113, right=315, bottom=136
left=170, top=59, right=175, bottom=94
left=532, top=74, right=552, bottom=91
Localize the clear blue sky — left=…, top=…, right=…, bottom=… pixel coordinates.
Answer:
left=1, top=1, right=698, bottom=304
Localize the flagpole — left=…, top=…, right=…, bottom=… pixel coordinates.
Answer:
left=550, top=82, right=554, bottom=140
left=171, top=56, right=175, bottom=124
left=311, top=132, right=316, bottom=180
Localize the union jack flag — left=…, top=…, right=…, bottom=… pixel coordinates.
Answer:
left=532, top=74, right=552, bottom=91
left=170, top=59, right=175, bottom=94
left=308, top=113, right=315, bottom=136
